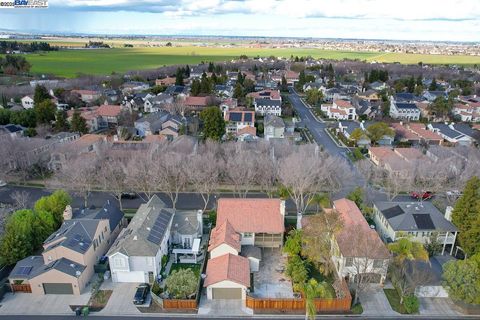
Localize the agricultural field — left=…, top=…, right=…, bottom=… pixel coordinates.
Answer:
left=8, top=46, right=480, bottom=78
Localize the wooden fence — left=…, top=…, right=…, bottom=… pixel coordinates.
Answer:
left=246, top=279, right=352, bottom=313
left=11, top=283, right=31, bottom=293
left=162, top=299, right=197, bottom=309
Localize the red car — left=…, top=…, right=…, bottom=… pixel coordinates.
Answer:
left=410, top=191, right=433, bottom=200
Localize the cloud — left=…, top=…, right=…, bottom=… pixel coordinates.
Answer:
left=47, top=0, right=480, bottom=22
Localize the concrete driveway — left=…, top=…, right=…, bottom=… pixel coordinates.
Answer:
left=0, top=291, right=90, bottom=315
left=419, top=297, right=462, bottom=316
left=359, top=285, right=399, bottom=316
left=97, top=281, right=141, bottom=315
left=198, top=292, right=253, bottom=316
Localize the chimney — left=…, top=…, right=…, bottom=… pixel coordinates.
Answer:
left=445, top=206, right=453, bottom=221
left=197, top=210, right=203, bottom=235
left=63, top=205, right=73, bottom=221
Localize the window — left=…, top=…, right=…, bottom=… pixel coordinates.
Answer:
left=113, top=257, right=125, bottom=268
left=373, top=259, right=383, bottom=268
left=345, top=257, right=353, bottom=267
left=243, top=232, right=253, bottom=238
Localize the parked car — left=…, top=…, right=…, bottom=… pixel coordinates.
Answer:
left=446, top=190, right=462, bottom=197
left=133, top=283, right=150, bottom=305
left=121, top=192, right=137, bottom=199
left=0, top=180, right=6, bottom=187
left=410, top=191, right=433, bottom=200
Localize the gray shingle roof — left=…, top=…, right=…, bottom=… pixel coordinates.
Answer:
left=171, top=211, right=201, bottom=236
left=31, top=257, right=86, bottom=279
left=375, top=201, right=457, bottom=232
left=44, top=219, right=99, bottom=254
left=430, top=123, right=464, bottom=140
left=255, top=98, right=281, bottom=107
left=107, top=195, right=174, bottom=257
left=73, top=201, right=124, bottom=232
left=264, top=115, right=285, bottom=128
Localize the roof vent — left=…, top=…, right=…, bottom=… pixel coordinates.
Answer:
left=79, top=242, right=84, bottom=246
left=146, top=227, right=151, bottom=231
left=75, top=271, right=81, bottom=276
left=415, top=207, right=420, bottom=211
left=70, top=263, right=75, bottom=268
left=133, top=235, right=138, bottom=240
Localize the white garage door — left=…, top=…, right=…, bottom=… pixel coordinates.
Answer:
left=115, top=271, right=145, bottom=283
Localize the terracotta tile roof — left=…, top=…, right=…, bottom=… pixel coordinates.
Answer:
left=390, top=123, right=420, bottom=141
left=96, top=105, right=122, bottom=117
left=71, top=89, right=100, bottom=96
left=208, top=221, right=241, bottom=252
left=394, top=147, right=424, bottom=162
left=330, top=107, right=347, bottom=116
left=71, top=134, right=105, bottom=149
left=408, top=123, right=442, bottom=141
left=184, top=96, right=208, bottom=107
left=247, top=90, right=281, bottom=101
left=333, top=99, right=353, bottom=109
left=333, top=199, right=390, bottom=259
left=143, top=135, right=167, bottom=143
left=204, top=253, right=250, bottom=287
left=216, top=198, right=284, bottom=234
left=236, top=126, right=257, bottom=136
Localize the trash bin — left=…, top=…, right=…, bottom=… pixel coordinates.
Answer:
left=81, top=306, right=89, bottom=316
left=75, top=307, right=82, bottom=316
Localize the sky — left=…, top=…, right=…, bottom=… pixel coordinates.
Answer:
left=0, top=0, right=479, bottom=42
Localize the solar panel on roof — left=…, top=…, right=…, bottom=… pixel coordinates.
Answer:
left=382, top=205, right=405, bottom=219
left=74, top=234, right=82, bottom=241
left=230, top=112, right=242, bottom=122
left=413, top=214, right=435, bottom=230
left=147, top=234, right=162, bottom=245
left=16, top=266, right=33, bottom=275
left=244, top=113, right=252, bottom=122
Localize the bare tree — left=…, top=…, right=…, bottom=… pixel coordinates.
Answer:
left=9, top=190, right=30, bottom=210
left=53, top=155, right=99, bottom=207
left=389, top=260, right=437, bottom=303
left=302, top=210, right=344, bottom=276
left=187, top=152, right=222, bottom=211
left=157, top=152, right=188, bottom=210
left=255, top=152, right=278, bottom=197
left=126, top=153, right=160, bottom=202
left=224, top=148, right=258, bottom=198
left=98, top=158, right=129, bottom=210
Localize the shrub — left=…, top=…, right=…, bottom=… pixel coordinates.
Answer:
left=165, top=269, right=197, bottom=299
left=286, top=255, right=308, bottom=286
left=151, top=281, right=163, bottom=296
left=403, top=295, right=419, bottom=314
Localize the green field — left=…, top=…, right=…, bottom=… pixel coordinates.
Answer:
left=14, top=46, right=480, bottom=78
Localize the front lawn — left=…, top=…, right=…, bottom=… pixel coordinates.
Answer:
left=384, top=289, right=407, bottom=314
left=169, top=263, right=201, bottom=278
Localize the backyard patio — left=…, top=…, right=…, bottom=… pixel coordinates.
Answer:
left=251, top=248, right=294, bottom=298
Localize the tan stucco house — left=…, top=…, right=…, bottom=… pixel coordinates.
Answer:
left=9, top=201, right=125, bottom=295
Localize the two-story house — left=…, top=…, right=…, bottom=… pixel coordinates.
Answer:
left=224, top=109, right=255, bottom=136
left=107, top=196, right=174, bottom=283
left=9, top=202, right=125, bottom=295
left=204, top=198, right=285, bottom=300
left=373, top=201, right=458, bottom=255
left=321, top=99, right=357, bottom=120
left=264, top=114, right=285, bottom=140
left=389, top=96, right=421, bottom=121
left=329, top=199, right=390, bottom=284
left=254, top=98, right=282, bottom=116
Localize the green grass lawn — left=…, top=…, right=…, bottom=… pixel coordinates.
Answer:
left=7, top=46, right=480, bottom=78
left=169, top=263, right=201, bottom=277
left=384, top=289, right=408, bottom=314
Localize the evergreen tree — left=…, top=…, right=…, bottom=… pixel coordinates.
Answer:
left=175, top=67, right=185, bottom=86
left=207, top=62, right=214, bottom=73
left=451, top=176, right=480, bottom=257
left=233, top=83, right=244, bottom=99
left=70, top=110, right=88, bottom=134
left=54, top=110, right=69, bottom=132
left=200, top=106, right=225, bottom=141
left=184, top=65, right=190, bottom=78
left=35, top=99, right=56, bottom=124
left=281, top=75, right=288, bottom=92
left=33, top=84, right=50, bottom=106
left=191, top=79, right=201, bottom=96
left=429, top=77, right=438, bottom=91
left=237, top=71, right=245, bottom=86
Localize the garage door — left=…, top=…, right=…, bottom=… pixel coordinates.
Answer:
left=115, top=271, right=145, bottom=283
left=43, top=283, right=74, bottom=294
left=354, top=273, right=382, bottom=283
left=212, top=288, right=242, bottom=299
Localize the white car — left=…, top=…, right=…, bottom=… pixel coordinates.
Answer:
left=0, top=180, right=6, bottom=187
left=446, top=190, right=462, bottom=197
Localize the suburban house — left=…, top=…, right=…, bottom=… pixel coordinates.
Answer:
left=428, top=123, right=473, bottom=146
left=183, top=96, right=209, bottom=113
left=452, top=102, right=480, bottom=122
left=49, top=134, right=106, bottom=171
left=389, top=97, right=421, bottom=121
left=155, top=77, right=176, bottom=87
left=71, top=90, right=102, bottom=103
left=357, top=90, right=380, bottom=102
left=204, top=198, right=285, bottom=300
left=9, top=202, right=125, bottom=295
left=254, top=98, right=282, bottom=116
left=107, top=196, right=174, bottom=283
left=159, top=116, right=184, bottom=140
left=21, top=95, right=34, bottom=109
left=368, top=147, right=426, bottom=175
left=0, top=124, right=26, bottom=139
left=329, top=199, right=390, bottom=284
left=169, top=209, right=205, bottom=264
left=369, top=81, right=387, bottom=91
left=264, top=114, right=285, bottom=140
left=134, top=112, right=170, bottom=137
left=224, top=109, right=256, bottom=137
left=143, top=94, right=174, bottom=113
left=95, top=105, right=123, bottom=128
left=423, top=90, right=447, bottom=102
left=321, top=99, right=357, bottom=120
left=373, top=201, right=458, bottom=255
left=337, top=121, right=371, bottom=147
left=121, top=81, right=150, bottom=94
left=391, top=122, right=443, bottom=145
